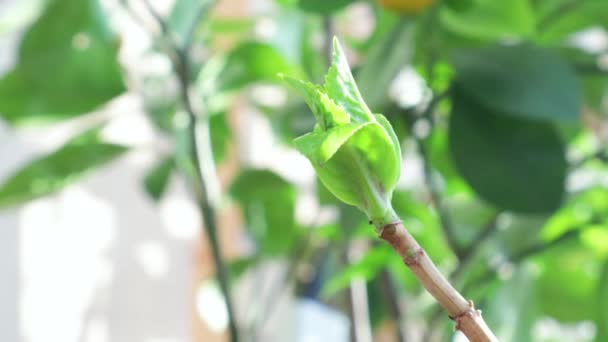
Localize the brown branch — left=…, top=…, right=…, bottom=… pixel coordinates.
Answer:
left=379, top=222, right=498, bottom=342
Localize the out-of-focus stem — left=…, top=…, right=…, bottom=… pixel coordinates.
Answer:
left=127, top=1, right=240, bottom=340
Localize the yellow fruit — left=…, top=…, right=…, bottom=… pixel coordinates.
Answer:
left=378, top=0, right=434, bottom=14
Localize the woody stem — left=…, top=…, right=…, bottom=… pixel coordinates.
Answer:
left=378, top=221, right=498, bottom=342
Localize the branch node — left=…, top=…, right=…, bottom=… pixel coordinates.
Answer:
left=404, top=248, right=425, bottom=266
left=450, top=300, right=481, bottom=332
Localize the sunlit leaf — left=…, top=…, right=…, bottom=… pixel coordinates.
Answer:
left=210, top=112, right=231, bottom=163
left=284, top=38, right=402, bottom=226
left=218, top=42, right=302, bottom=91
left=533, top=240, right=602, bottom=322
left=0, top=130, right=128, bottom=208
left=0, top=0, right=125, bottom=125
left=325, top=38, right=374, bottom=123
left=541, top=187, right=608, bottom=241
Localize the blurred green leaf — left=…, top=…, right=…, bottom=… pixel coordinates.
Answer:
left=228, top=256, right=259, bottom=280
left=219, top=42, right=301, bottom=91
left=596, top=261, right=608, bottom=342
left=210, top=112, right=231, bottom=163
left=439, top=0, right=535, bottom=41
left=541, top=187, right=608, bottom=241
left=143, top=156, right=174, bottom=201
left=392, top=190, right=451, bottom=261
left=0, top=0, right=125, bottom=125
left=300, top=21, right=326, bottom=81
left=581, top=75, right=608, bottom=116
left=483, top=265, right=537, bottom=341
left=280, top=0, right=354, bottom=14
left=445, top=0, right=474, bottom=12
left=0, top=130, right=127, bottom=208
left=449, top=88, right=567, bottom=213
left=356, top=19, right=414, bottom=110
left=580, top=225, right=608, bottom=258
left=317, top=176, right=340, bottom=206
left=168, top=0, right=212, bottom=47
left=229, top=169, right=297, bottom=256
left=535, top=0, right=608, bottom=43
left=533, top=240, right=602, bottom=322
left=452, top=43, right=581, bottom=123
left=322, top=245, right=393, bottom=297
left=427, top=123, right=474, bottom=195
left=208, top=17, right=255, bottom=36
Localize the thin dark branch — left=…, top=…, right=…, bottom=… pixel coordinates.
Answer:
left=414, top=72, right=461, bottom=260
left=416, top=136, right=463, bottom=259
left=323, top=16, right=334, bottom=67
left=452, top=213, right=501, bottom=279
left=183, top=0, right=216, bottom=51
left=125, top=1, right=239, bottom=341
left=251, top=230, right=315, bottom=341
left=140, top=0, right=169, bottom=35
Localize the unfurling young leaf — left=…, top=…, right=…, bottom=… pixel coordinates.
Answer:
left=280, top=37, right=402, bottom=229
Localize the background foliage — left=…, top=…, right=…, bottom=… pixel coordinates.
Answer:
left=1, top=0, right=607, bottom=341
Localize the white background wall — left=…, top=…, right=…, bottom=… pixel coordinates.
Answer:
left=0, top=2, right=196, bottom=336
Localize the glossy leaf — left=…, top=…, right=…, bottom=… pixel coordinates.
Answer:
left=0, top=131, right=128, bottom=208
left=143, top=156, right=175, bottom=201
left=449, top=88, right=567, bottom=213
left=0, top=0, right=125, bottom=125
left=452, top=43, right=581, bottom=123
